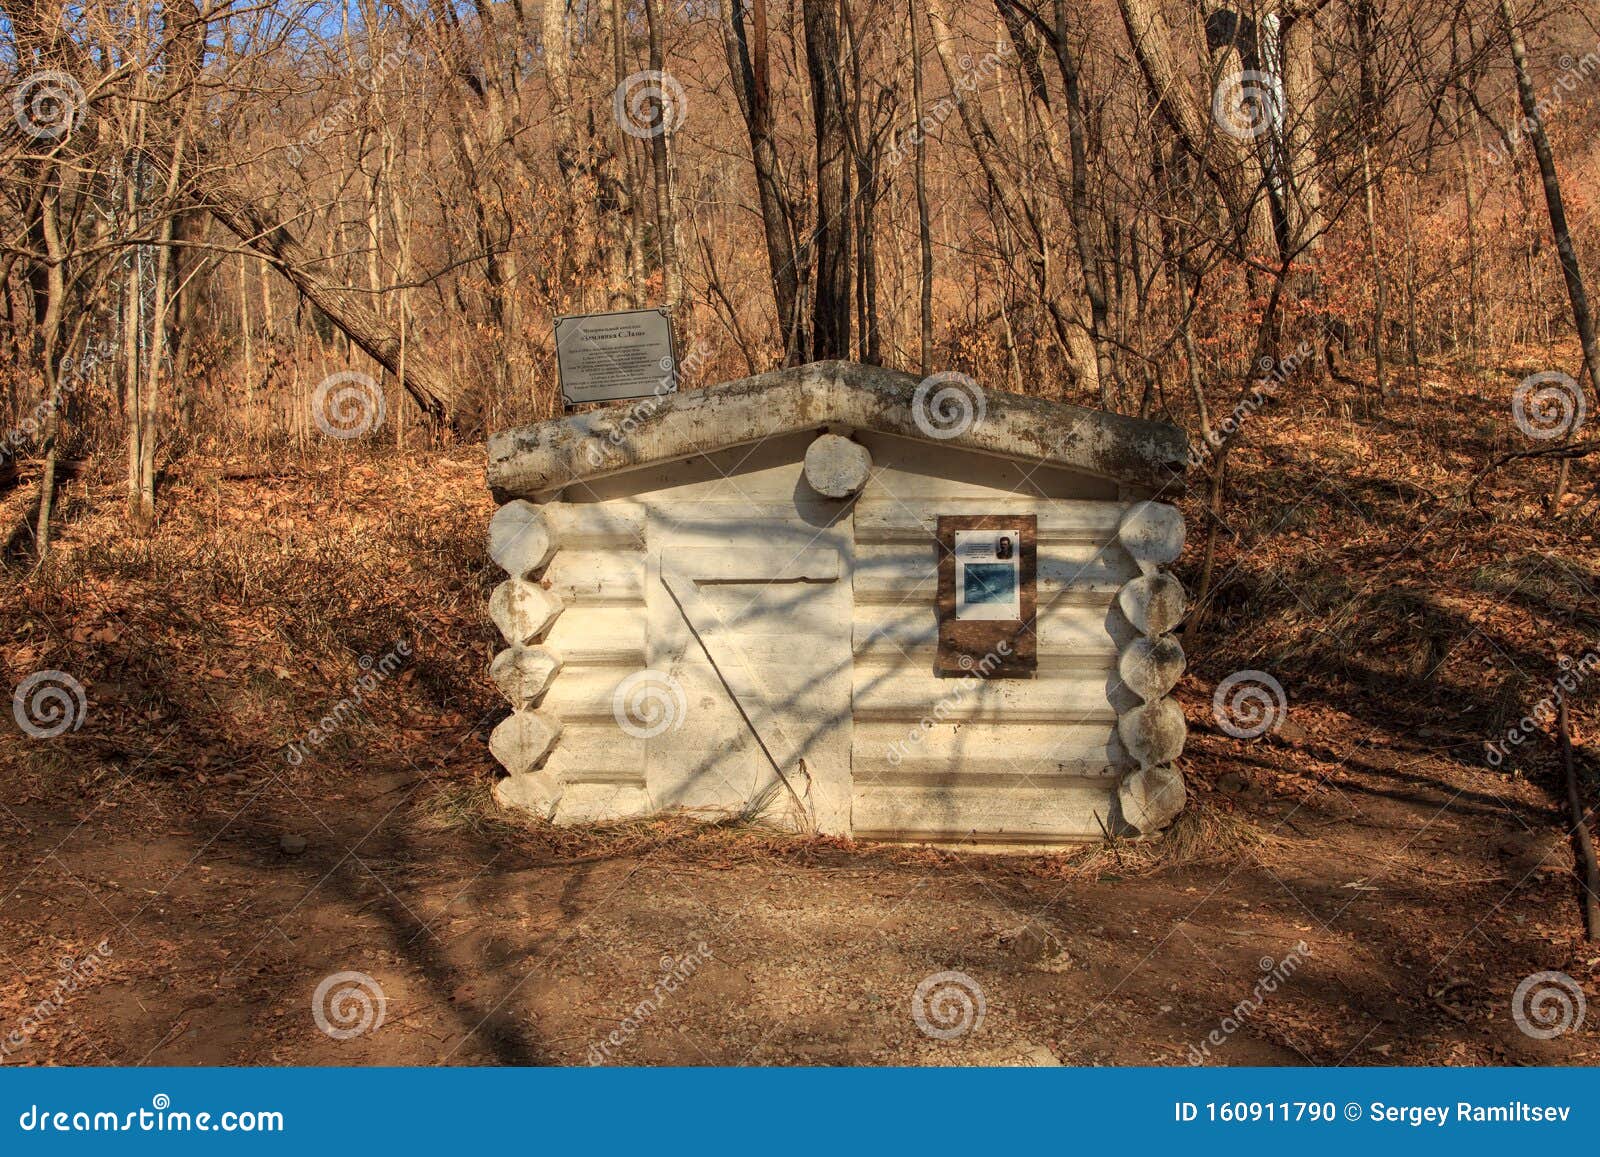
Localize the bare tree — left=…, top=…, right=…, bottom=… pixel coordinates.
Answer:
left=803, top=0, right=854, bottom=360
left=1499, top=0, right=1600, bottom=405
left=644, top=0, right=683, bottom=307
left=720, top=0, right=807, bottom=362
left=907, top=0, right=933, bottom=374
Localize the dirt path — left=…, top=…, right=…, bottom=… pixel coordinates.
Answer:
left=1, top=718, right=1593, bottom=1067
left=3, top=390, right=1599, bottom=1068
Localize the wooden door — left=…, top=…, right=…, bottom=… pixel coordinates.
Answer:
left=648, top=543, right=853, bottom=834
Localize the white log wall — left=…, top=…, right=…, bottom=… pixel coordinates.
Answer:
left=843, top=437, right=1139, bottom=844
left=491, top=431, right=1183, bottom=845
left=535, top=502, right=651, bottom=821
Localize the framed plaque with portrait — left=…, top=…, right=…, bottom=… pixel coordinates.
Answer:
left=935, top=514, right=1037, bottom=676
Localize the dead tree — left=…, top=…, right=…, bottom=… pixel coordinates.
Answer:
left=201, top=181, right=464, bottom=421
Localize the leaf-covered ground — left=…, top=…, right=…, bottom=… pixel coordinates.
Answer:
left=0, top=352, right=1596, bottom=1066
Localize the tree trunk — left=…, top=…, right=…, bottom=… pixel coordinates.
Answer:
left=720, top=0, right=806, bottom=363
left=123, top=250, right=146, bottom=529
left=610, top=0, right=646, bottom=303
left=644, top=0, right=683, bottom=306
left=200, top=181, right=463, bottom=420
left=1200, top=2, right=1278, bottom=259
left=543, top=0, right=596, bottom=295
left=33, top=181, right=67, bottom=560
left=803, top=0, right=853, bottom=360
left=133, top=145, right=185, bottom=530
left=842, top=0, right=882, bottom=364
left=1400, top=179, right=1420, bottom=368
left=1500, top=0, right=1600, bottom=405
left=1114, top=0, right=1252, bottom=249
left=1045, top=0, right=1118, bottom=408
left=1458, top=107, right=1482, bottom=355
left=1361, top=138, right=1389, bottom=400
left=134, top=220, right=170, bottom=530
left=1278, top=10, right=1326, bottom=264
left=924, top=0, right=1097, bottom=391
left=167, top=207, right=205, bottom=431
left=909, top=0, right=933, bottom=375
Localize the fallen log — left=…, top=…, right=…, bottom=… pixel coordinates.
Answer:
left=198, top=180, right=464, bottom=424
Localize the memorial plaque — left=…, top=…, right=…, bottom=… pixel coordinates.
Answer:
left=936, top=514, right=1037, bottom=676
left=555, top=307, right=678, bottom=406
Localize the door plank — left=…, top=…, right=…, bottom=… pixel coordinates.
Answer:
left=660, top=546, right=850, bottom=833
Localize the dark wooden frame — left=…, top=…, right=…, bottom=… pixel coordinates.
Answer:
left=935, top=514, right=1037, bottom=677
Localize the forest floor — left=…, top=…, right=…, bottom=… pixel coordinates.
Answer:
left=1, top=349, right=1598, bottom=1067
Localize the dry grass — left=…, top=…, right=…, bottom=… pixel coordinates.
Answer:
left=1, top=344, right=1596, bottom=866
left=2, top=346, right=1598, bottom=1068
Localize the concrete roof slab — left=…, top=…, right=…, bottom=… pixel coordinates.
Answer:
left=487, top=360, right=1189, bottom=499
